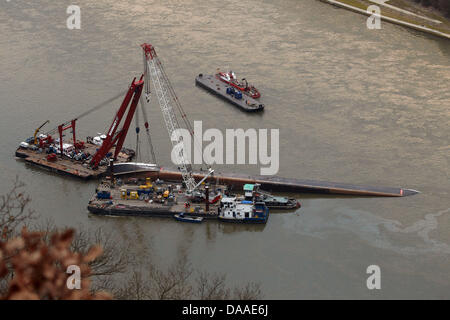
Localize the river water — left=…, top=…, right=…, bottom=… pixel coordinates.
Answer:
left=1, top=0, right=449, bottom=298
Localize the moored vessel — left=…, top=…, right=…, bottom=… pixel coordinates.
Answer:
left=218, top=196, right=269, bottom=224
left=243, top=184, right=301, bottom=209
left=216, top=70, right=261, bottom=99
left=174, top=213, right=204, bottom=223
left=195, top=74, right=264, bottom=112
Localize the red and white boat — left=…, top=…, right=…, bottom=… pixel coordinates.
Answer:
left=216, top=70, right=261, bottom=99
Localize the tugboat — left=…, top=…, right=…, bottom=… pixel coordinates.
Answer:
left=218, top=196, right=269, bottom=224
left=243, top=184, right=300, bottom=210
left=216, top=70, right=261, bottom=99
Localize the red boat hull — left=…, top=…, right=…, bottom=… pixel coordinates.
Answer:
left=216, top=73, right=261, bottom=99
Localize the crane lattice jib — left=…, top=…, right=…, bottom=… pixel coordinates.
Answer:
left=141, top=43, right=196, bottom=192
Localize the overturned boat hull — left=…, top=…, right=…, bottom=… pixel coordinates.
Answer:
left=119, top=167, right=419, bottom=197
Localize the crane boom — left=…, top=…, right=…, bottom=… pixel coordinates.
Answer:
left=90, top=75, right=144, bottom=169
left=141, top=43, right=197, bottom=192
left=33, top=120, right=50, bottom=145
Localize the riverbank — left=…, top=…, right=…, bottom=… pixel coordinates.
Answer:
left=320, top=0, right=450, bottom=39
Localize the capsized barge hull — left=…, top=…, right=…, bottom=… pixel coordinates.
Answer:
left=195, top=74, right=264, bottom=112
left=131, top=168, right=418, bottom=197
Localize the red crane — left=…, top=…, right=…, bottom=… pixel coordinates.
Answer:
left=57, top=119, right=77, bottom=157
left=90, top=75, right=144, bottom=169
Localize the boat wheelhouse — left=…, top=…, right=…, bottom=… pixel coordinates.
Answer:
left=218, top=196, right=269, bottom=224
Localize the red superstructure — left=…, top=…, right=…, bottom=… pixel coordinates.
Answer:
left=216, top=70, right=261, bottom=99
left=90, top=75, right=144, bottom=168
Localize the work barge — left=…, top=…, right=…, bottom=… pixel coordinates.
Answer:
left=15, top=143, right=134, bottom=179
left=88, top=177, right=223, bottom=219
left=87, top=166, right=418, bottom=219
left=195, top=74, right=265, bottom=112
left=15, top=75, right=145, bottom=179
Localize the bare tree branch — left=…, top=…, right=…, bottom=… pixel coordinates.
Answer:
left=0, top=178, right=263, bottom=300
left=0, top=176, right=36, bottom=240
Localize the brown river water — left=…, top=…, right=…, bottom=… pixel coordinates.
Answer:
left=0, top=0, right=449, bottom=298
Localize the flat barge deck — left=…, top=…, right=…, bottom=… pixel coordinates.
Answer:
left=88, top=200, right=218, bottom=219
left=15, top=143, right=134, bottom=180
left=88, top=179, right=220, bottom=219
left=195, top=74, right=264, bottom=112
left=88, top=167, right=418, bottom=218
left=120, top=167, right=419, bottom=197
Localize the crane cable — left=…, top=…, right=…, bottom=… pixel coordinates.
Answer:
left=135, top=102, right=141, bottom=163
left=156, top=58, right=194, bottom=134
left=44, top=89, right=128, bottom=136
left=154, top=57, right=206, bottom=169
left=139, top=94, right=157, bottom=165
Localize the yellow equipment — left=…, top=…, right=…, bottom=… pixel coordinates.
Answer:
left=33, top=120, right=50, bottom=145
left=128, top=191, right=139, bottom=200
left=139, top=177, right=153, bottom=189
left=120, top=189, right=139, bottom=200
left=163, top=190, right=169, bottom=198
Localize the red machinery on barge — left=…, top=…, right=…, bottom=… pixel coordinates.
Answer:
left=15, top=76, right=144, bottom=179
left=216, top=70, right=261, bottom=99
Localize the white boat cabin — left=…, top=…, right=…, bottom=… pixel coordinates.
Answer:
left=219, top=196, right=255, bottom=220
